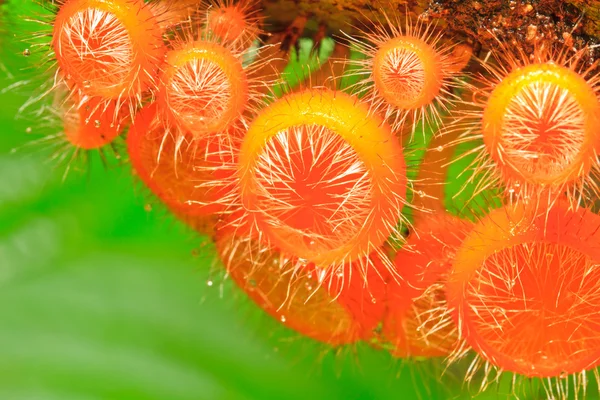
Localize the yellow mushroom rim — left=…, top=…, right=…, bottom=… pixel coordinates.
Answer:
left=482, top=62, right=600, bottom=186
left=238, top=89, right=407, bottom=267
left=372, top=36, right=444, bottom=110
left=53, top=0, right=163, bottom=99
left=448, top=203, right=600, bottom=288
left=159, top=40, right=249, bottom=136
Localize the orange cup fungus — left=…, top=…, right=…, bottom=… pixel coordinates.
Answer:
left=483, top=62, right=600, bottom=188
left=384, top=214, right=468, bottom=358
left=127, top=104, right=239, bottom=217
left=447, top=202, right=600, bottom=377
left=238, top=88, right=406, bottom=268
left=346, top=15, right=460, bottom=134
left=450, top=48, right=600, bottom=209
left=63, top=96, right=126, bottom=150
left=52, top=0, right=165, bottom=100
left=205, top=0, right=261, bottom=47
left=215, top=216, right=390, bottom=346
left=372, top=35, right=444, bottom=112
left=156, top=39, right=249, bottom=139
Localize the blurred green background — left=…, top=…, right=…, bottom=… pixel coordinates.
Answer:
left=0, top=2, right=595, bottom=399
